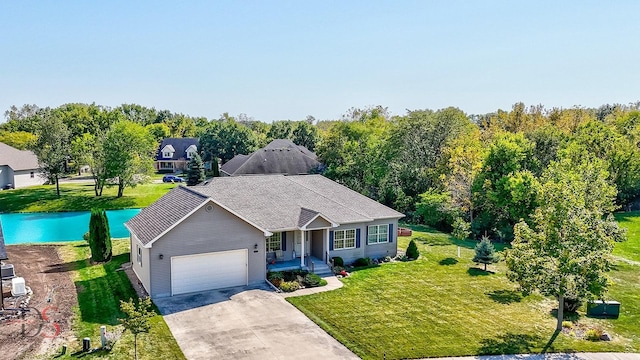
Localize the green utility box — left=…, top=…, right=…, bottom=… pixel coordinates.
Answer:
left=587, top=300, right=620, bottom=318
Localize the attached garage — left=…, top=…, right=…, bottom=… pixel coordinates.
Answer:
left=171, top=249, right=248, bottom=296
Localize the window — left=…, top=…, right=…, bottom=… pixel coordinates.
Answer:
left=368, top=225, right=389, bottom=244
left=30, top=172, right=34, bottom=178
left=266, top=232, right=282, bottom=252
left=187, top=151, right=196, bottom=159
left=137, top=245, right=142, bottom=265
left=334, top=229, right=356, bottom=250
left=163, top=151, right=172, bottom=158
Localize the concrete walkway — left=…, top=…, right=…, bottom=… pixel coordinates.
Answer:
left=280, top=275, right=343, bottom=298
left=423, top=353, right=640, bottom=360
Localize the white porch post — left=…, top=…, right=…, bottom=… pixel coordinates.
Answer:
left=300, top=230, right=305, bottom=267
left=325, top=229, right=330, bottom=264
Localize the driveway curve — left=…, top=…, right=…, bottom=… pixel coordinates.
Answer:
left=154, top=284, right=358, bottom=360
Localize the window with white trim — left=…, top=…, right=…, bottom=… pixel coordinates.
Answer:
left=367, top=225, right=389, bottom=244
left=137, top=245, right=142, bottom=265
left=334, top=229, right=356, bottom=250
left=163, top=151, right=173, bottom=158
left=266, top=232, right=282, bottom=252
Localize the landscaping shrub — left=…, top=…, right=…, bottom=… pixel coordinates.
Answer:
left=89, top=208, right=112, bottom=262
left=333, top=266, right=345, bottom=275
left=279, top=281, right=300, bottom=292
left=473, top=236, right=498, bottom=271
left=303, top=273, right=323, bottom=288
left=406, top=239, right=420, bottom=259
left=562, top=321, right=573, bottom=329
left=83, top=231, right=90, bottom=242
left=267, top=271, right=284, bottom=287
left=318, top=279, right=328, bottom=286
left=332, top=256, right=344, bottom=267
left=585, top=327, right=603, bottom=341
left=353, top=257, right=371, bottom=267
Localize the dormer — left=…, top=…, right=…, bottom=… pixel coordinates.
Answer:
left=161, top=145, right=175, bottom=159
left=186, top=144, right=198, bottom=159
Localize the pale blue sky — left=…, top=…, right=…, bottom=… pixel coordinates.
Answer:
left=1, top=1, right=638, bottom=122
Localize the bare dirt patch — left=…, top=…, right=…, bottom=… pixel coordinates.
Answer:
left=0, top=245, right=77, bottom=360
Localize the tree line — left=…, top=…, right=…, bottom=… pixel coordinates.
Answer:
left=2, top=101, right=639, bottom=239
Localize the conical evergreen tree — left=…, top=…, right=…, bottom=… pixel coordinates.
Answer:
left=473, top=236, right=498, bottom=271
left=186, top=153, right=205, bottom=186
left=89, top=208, right=112, bottom=262
left=211, top=157, right=220, bottom=177
left=406, top=239, right=420, bottom=259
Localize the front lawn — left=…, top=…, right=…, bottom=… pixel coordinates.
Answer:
left=288, top=223, right=640, bottom=359
left=0, top=182, right=176, bottom=213
left=55, top=239, right=185, bottom=359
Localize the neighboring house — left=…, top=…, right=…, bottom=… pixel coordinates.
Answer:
left=155, top=138, right=199, bottom=172
left=125, top=174, right=404, bottom=298
left=220, top=139, right=320, bottom=176
left=0, top=142, right=44, bottom=189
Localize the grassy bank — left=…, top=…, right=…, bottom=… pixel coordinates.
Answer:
left=288, top=222, right=640, bottom=359
left=0, top=182, right=176, bottom=213
left=54, top=239, right=185, bottom=359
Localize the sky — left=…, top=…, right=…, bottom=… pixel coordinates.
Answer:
left=1, top=1, right=639, bottom=122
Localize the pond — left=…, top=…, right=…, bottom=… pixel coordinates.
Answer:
left=0, top=209, right=141, bottom=244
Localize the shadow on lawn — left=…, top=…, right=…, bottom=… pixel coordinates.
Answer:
left=467, top=268, right=493, bottom=276
left=478, top=333, right=542, bottom=355
left=74, top=253, right=138, bottom=325
left=487, top=289, right=523, bottom=304
left=439, top=257, right=458, bottom=265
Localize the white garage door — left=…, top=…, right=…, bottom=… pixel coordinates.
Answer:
left=171, top=249, right=248, bottom=296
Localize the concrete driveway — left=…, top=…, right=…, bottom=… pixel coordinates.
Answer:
left=154, top=284, right=359, bottom=360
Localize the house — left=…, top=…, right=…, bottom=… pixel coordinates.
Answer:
left=0, top=142, right=44, bottom=189
left=155, top=138, right=199, bottom=173
left=125, top=174, right=404, bottom=298
left=220, top=139, right=320, bottom=176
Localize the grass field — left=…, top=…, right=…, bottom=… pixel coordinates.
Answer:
left=55, top=239, right=185, bottom=360
left=288, top=219, right=640, bottom=359
left=0, top=182, right=176, bottom=213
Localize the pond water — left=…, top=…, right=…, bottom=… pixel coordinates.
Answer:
left=0, top=209, right=141, bottom=244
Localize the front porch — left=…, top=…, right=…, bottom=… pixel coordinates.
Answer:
left=267, top=255, right=332, bottom=276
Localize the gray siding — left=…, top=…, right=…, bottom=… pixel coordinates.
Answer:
left=13, top=169, right=44, bottom=188
left=306, top=217, right=331, bottom=230
left=148, top=203, right=266, bottom=297
left=328, top=219, right=398, bottom=264
left=130, top=234, right=151, bottom=294
left=0, top=166, right=9, bottom=188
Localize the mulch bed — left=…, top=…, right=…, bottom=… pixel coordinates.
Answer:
left=0, top=245, right=77, bottom=360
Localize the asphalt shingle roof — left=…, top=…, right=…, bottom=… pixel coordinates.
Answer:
left=0, top=142, right=39, bottom=171
left=220, top=139, right=319, bottom=176
left=126, top=175, right=405, bottom=246
left=125, top=186, right=208, bottom=245
left=0, top=220, right=7, bottom=260
left=156, top=138, right=199, bottom=161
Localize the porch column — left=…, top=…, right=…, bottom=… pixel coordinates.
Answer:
left=325, top=229, right=330, bottom=263
left=300, top=230, right=305, bottom=267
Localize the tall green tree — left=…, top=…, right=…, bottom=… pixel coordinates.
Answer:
left=119, top=297, right=154, bottom=360
left=103, top=121, right=156, bottom=197
left=292, top=121, right=319, bottom=151
left=88, top=208, right=112, bottom=262
left=33, top=110, right=71, bottom=197
left=186, top=153, right=205, bottom=186
left=199, top=119, right=258, bottom=164
left=506, top=151, right=626, bottom=331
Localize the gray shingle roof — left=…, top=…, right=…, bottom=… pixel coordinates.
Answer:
left=125, top=186, right=208, bottom=245
left=0, top=220, right=7, bottom=260
left=156, top=138, right=199, bottom=161
left=0, top=142, right=39, bottom=171
left=298, top=208, right=320, bottom=228
left=220, top=139, right=319, bottom=176
left=126, top=175, right=405, bottom=246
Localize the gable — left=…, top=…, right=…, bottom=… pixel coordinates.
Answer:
left=305, top=216, right=332, bottom=230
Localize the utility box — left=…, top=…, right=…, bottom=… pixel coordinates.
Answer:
left=1, top=264, right=15, bottom=279
left=11, top=277, right=26, bottom=296
left=587, top=300, right=620, bottom=318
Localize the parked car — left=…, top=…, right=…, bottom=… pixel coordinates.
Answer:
left=2, top=184, right=14, bottom=190
left=162, top=175, right=184, bottom=183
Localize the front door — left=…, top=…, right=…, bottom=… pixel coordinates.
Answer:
left=294, top=232, right=302, bottom=257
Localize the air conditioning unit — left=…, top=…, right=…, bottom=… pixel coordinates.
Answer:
left=1, top=263, right=15, bottom=279
left=11, top=277, right=26, bottom=296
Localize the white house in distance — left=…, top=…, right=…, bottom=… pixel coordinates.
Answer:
left=155, top=138, right=199, bottom=173
left=0, top=142, right=44, bottom=189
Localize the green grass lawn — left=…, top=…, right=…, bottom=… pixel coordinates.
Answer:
left=0, top=182, right=176, bottom=213
left=288, top=221, right=640, bottom=359
left=614, top=211, right=640, bottom=263
left=54, top=239, right=185, bottom=360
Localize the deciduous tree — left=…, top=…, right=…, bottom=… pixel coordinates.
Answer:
left=33, top=111, right=70, bottom=197
left=119, top=297, right=154, bottom=360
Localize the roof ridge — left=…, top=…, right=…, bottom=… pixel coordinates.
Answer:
left=174, top=184, right=209, bottom=198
